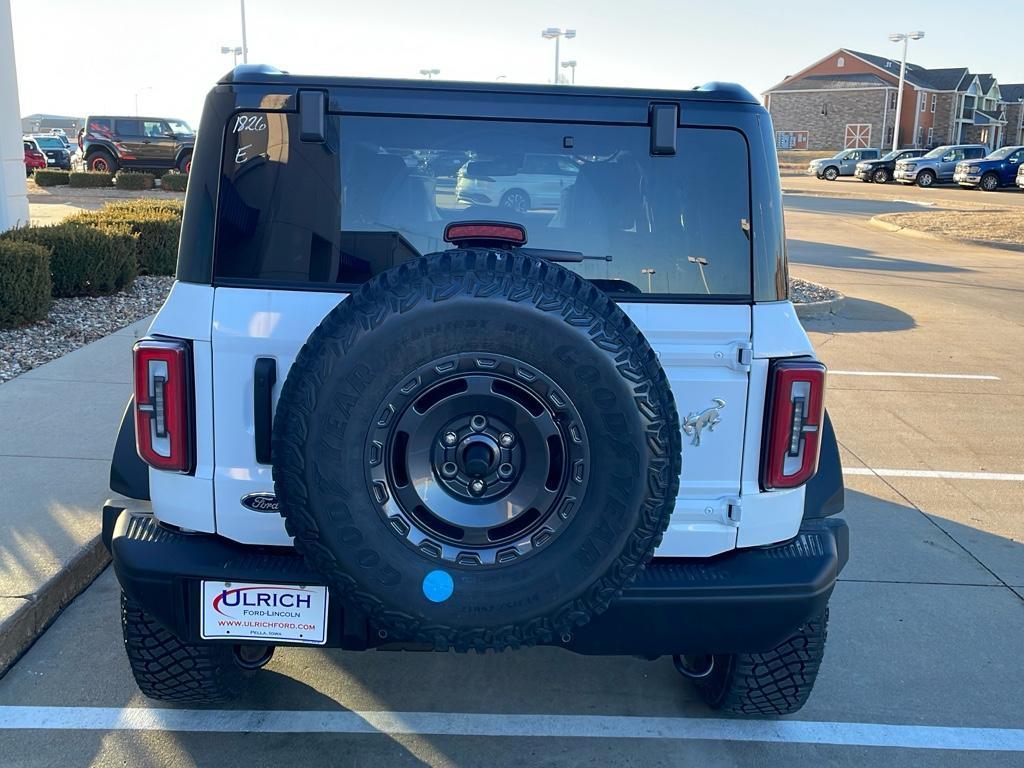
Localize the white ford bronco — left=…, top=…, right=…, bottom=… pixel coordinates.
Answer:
left=103, top=65, right=847, bottom=716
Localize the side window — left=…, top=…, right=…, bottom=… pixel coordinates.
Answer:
left=964, top=148, right=982, bottom=159
left=1010, top=150, right=1023, bottom=163
left=142, top=120, right=168, bottom=137
left=115, top=119, right=142, bottom=136
left=87, top=118, right=112, bottom=137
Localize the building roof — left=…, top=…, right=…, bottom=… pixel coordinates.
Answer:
left=844, top=50, right=936, bottom=89
left=977, top=74, right=996, bottom=93
left=1000, top=84, right=1024, bottom=102
left=975, top=109, right=1006, bottom=125
left=916, top=67, right=971, bottom=91
left=772, top=73, right=890, bottom=91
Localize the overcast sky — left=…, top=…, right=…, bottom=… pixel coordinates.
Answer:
left=12, top=0, right=1024, bottom=125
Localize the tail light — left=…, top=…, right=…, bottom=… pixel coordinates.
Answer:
left=133, top=338, right=194, bottom=473
left=762, top=359, right=826, bottom=490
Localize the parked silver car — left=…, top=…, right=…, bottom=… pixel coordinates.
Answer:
left=455, top=154, right=580, bottom=211
left=893, top=144, right=987, bottom=187
left=806, top=148, right=880, bottom=180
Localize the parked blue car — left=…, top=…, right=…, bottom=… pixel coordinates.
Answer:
left=954, top=145, right=1024, bottom=191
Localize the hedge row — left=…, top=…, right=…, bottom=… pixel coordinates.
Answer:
left=70, top=199, right=183, bottom=275
left=114, top=171, right=155, bottom=190
left=70, top=171, right=115, bottom=188
left=160, top=171, right=188, bottom=192
left=1, top=223, right=136, bottom=297
left=0, top=240, right=51, bottom=328
left=33, top=169, right=70, bottom=187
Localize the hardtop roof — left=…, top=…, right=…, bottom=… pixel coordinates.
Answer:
left=218, top=64, right=759, bottom=105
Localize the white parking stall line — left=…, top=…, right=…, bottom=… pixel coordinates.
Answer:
left=1, top=706, right=1023, bottom=752
left=844, top=467, right=1024, bottom=482
left=830, top=371, right=1000, bottom=381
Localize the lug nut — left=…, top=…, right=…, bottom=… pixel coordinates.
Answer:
left=442, top=431, right=458, bottom=446
left=498, top=432, right=515, bottom=448
left=441, top=461, right=458, bottom=479
left=498, top=462, right=514, bottom=479
left=470, top=415, right=487, bottom=432
left=469, top=479, right=486, bottom=496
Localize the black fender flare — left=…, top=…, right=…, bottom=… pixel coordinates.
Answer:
left=110, top=398, right=150, bottom=500
left=802, top=410, right=843, bottom=520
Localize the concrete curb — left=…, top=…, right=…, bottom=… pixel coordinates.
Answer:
left=868, top=216, right=1024, bottom=254
left=0, top=537, right=110, bottom=676
left=795, top=294, right=845, bottom=320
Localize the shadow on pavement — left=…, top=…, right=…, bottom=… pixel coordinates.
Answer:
left=788, top=239, right=973, bottom=273
left=803, top=296, right=915, bottom=334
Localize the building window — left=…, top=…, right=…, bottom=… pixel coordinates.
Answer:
left=931, top=93, right=937, bottom=112
left=884, top=126, right=894, bottom=145
left=927, top=127, right=934, bottom=146
left=837, top=56, right=845, bottom=68
left=916, top=126, right=924, bottom=146
left=889, top=91, right=897, bottom=109
left=920, top=92, right=927, bottom=112
left=776, top=130, right=808, bottom=150
left=845, top=124, right=871, bottom=148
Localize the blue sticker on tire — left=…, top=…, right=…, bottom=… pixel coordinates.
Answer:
left=422, top=570, right=454, bottom=603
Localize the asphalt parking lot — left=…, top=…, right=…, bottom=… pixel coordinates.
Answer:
left=0, top=191, right=1022, bottom=767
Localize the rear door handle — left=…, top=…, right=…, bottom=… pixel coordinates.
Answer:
left=254, top=358, right=277, bottom=464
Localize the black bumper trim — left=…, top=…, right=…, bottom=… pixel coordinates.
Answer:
left=105, top=501, right=848, bottom=656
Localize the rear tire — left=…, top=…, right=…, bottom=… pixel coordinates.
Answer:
left=822, top=167, right=839, bottom=181
left=688, top=609, right=829, bottom=716
left=121, top=591, right=246, bottom=704
left=916, top=169, right=936, bottom=187
left=980, top=172, right=999, bottom=192
left=178, top=153, right=192, bottom=174
left=88, top=150, right=117, bottom=173
left=499, top=188, right=530, bottom=212
left=872, top=168, right=890, bottom=184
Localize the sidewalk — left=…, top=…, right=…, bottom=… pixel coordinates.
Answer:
left=0, top=317, right=151, bottom=674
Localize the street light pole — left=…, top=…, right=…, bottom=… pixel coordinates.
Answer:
left=641, top=268, right=656, bottom=293
left=561, top=60, right=577, bottom=84
left=889, top=31, right=924, bottom=152
left=541, top=27, right=576, bottom=84
left=419, top=68, right=440, bottom=79
left=240, top=0, right=249, bottom=64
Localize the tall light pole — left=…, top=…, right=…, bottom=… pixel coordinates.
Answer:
left=541, top=27, right=575, bottom=84
left=240, top=0, right=249, bottom=64
left=561, top=59, right=577, bottom=84
left=889, top=31, right=924, bottom=152
left=221, top=46, right=243, bottom=67
left=641, top=267, right=656, bottom=293
left=419, top=68, right=440, bottom=79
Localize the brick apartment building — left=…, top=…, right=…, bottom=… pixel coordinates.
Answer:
left=764, top=48, right=1024, bottom=152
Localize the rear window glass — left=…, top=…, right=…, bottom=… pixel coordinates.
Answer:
left=115, top=119, right=142, bottom=136
left=214, top=111, right=751, bottom=298
left=87, top=118, right=112, bottom=136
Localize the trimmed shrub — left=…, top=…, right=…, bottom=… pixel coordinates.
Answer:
left=1, top=223, right=136, bottom=297
left=33, top=169, right=70, bottom=187
left=0, top=240, right=51, bottom=328
left=70, top=202, right=182, bottom=275
left=114, top=171, right=156, bottom=190
left=69, top=171, right=115, bottom=188
left=160, top=171, right=188, bottom=192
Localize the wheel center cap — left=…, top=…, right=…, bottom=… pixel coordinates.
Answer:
left=459, top=435, right=497, bottom=477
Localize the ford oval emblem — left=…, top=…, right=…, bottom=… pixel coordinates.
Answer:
left=240, top=493, right=280, bottom=513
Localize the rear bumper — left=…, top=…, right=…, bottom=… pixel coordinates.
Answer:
left=104, top=502, right=848, bottom=657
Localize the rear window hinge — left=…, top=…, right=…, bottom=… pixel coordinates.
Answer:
left=730, top=342, right=752, bottom=372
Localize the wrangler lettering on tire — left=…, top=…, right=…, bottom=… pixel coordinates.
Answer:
left=272, top=249, right=681, bottom=652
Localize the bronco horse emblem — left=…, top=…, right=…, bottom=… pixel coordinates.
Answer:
left=682, top=398, right=725, bottom=447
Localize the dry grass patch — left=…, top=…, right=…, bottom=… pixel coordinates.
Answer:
left=876, top=209, right=1024, bottom=247
left=777, top=149, right=837, bottom=175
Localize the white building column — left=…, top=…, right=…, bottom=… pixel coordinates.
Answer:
left=0, top=0, right=29, bottom=232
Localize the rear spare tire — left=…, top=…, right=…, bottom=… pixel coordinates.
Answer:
left=273, top=249, right=681, bottom=652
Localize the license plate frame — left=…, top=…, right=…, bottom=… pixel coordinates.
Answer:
left=200, top=581, right=329, bottom=645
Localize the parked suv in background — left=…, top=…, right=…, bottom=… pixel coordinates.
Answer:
left=894, top=144, right=987, bottom=187
left=24, top=135, right=71, bottom=169
left=103, top=66, right=847, bottom=716
left=79, top=115, right=195, bottom=173
left=954, top=145, right=1024, bottom=191
left=854, top=148, right=925, bottom=183
left=807, top=147, right=880, bottom=180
